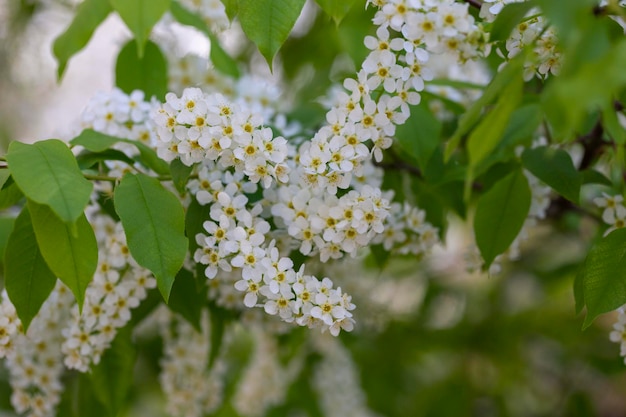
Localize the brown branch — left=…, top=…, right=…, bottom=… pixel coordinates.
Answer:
left=464, top=0, right=483, bottom=10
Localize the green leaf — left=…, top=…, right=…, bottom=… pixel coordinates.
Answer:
left=369, top=244, right=390, bottom=269
left=574, top=263, right=585, bottom=315
left=109, top=0, right=171, bottom=57
left=0, top=182, right=24, bottom=210
left=170, top=159, right=194, bottom=195
left=4, top=208, right=57, bottom=331
left=91, top=325, right=136, bottom=416
left=521, top=146, right=581, bottom=204
left=185, top=198, right=209, bottom=253
left=114, top=173, right=187, bottom=301
left=115, top=40, right=168, bottom=101
left=581, top=228, right=626, bottom=329
left=444, top=56, right=525, bottom=161
left=603, top=104, right=626, bottom=145
left=467, top=75, right=523, bottom=170
left=474, top=169, right=531, bottom=268
left=315, top=0, right=357, bottom=24
left=52, top=0, right=112, bottom=78
left=168, top=268, right=205, bottom=332
left=170, top=1, right=240, bottom=78
left=28, top=200, right=98, bottom=309
left=499, top=103, right=543, bottom=149
left=71, top=129, right=170, bottom=175
left=0, top=171, right=11, bottom=190
left=238, top=0, right=307, bottom=69
left=0, top=216, right=15, bottom=261
left=580, top=169, right=612, bottom=186
left=220, top=0, right=239, bottom=21
left=7, top=139, right=93, bottom=223
left=490, top=1, right=537, bottom=42
left=395, top=104, right=442, bottom=171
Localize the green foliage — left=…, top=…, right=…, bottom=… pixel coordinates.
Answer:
left=115, top=40, right=168, bottom=101
left=28, top=200, right=98, bottom=309
left=114, top=173, right=187, bottom=301
left=168, top=268, right=205, bottom=331
left=580, top=229, right=626, bottom=329
left=490, top=1, right=537, bottom=42
left=522, top=146, right=581, bottom=203
left=474, top=168, right=531, bottom=268
left=395, top=104, right=442, bottom=172
left=52, top=0, right=112, bottom=78
left=315, top=0, right=358, bottom=25
left=109, top=0, right=171, bottom=57
left=4, top=208, right=56, bottom=330
left=238, top=0, right=307, bottom=69
left=6, top=139, right=93, bottom=223
left=90, top=326, right=137, bottom=417
left=170, top=1, right=240, bottom=78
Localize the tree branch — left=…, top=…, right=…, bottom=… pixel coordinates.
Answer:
left=464, top=0, right=483, bottom=10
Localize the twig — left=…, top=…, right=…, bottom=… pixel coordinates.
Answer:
left=464, top=0, right=483, bottom=10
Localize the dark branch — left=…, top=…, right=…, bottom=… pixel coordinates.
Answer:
left=464, top=0, right=483, bottom=10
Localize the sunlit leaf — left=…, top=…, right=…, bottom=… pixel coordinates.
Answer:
left=109, top=0, right=171, bottom=57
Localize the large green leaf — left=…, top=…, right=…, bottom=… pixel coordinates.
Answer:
left=28, top=200, right=98, bottom=309
left=522, top=146, right=581, bottom=204
left=115, top=39, right=168, bottom=101
left=238, top=0, right=307, bottom=69
left=315, top=0, right=357, bottom=24
left=91, top=325, right=136, bottom=416
left=474, top=169, right=531, bottom=268
left=4, top=208, right=57, bottom=331
left=114, top=173, right=187, bottom=301
left=170, top=1, right=240, bottom=78
left=0, top=216, right=16, bottom=261
left=52, top=0, right=112, bottom=78
left=71, top=129, right=170, bottom=175
left=395, top=104, right=442, bottom=171
left=109, top=0, right=171, bottom=57
left=7, top=139, right=93, bottom=223
left=581, top=229, right=626, bottom=329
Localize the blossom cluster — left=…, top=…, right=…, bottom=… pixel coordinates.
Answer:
left=594, top=192, right=626, bottom=236
left=61, top=213, right=157, bottom=372
left=0, top=283, right=74, bottom=417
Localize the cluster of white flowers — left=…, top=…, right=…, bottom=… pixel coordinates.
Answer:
left=482, top=0, right=562, bottom=80
left=1, top=283, right=74, bottom=417
left=232, top=328, right=301, bottom=417
left=80, top=88, right=156, bottom=149
left=61, top=214, right=157, bottom=372
left=178, top=0, right=230, bottom=32
left=610, top=306, right=626, bottom=363
left=153, top=88, right=290, bottom=187
left=594, top=192, right=626, bottom=236
left=157, top=307, right=225, bottom=417
left=312, top=335, right=377, bottom=417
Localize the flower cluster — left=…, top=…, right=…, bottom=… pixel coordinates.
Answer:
left=157, top=307, right=225, bottom=417
left=594, top=192, right=626, bottom=236
left=611, top=306, right=626, bottom=364
left=153, top=88, right=289, bottom=187
left=61, top=214, right=157, bottom=372
left=1, top=283, right=74, bottom=417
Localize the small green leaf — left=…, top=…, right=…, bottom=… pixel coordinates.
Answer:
left=580, top=169, right=612, bottom=186
left=0, top=216, right=15, bottom=261
left=499, top=103, right=543, bottom=149
left=603, top=104, right=626, bottom=145
left=71, top=129, right=170, bottom=175
left=91, top=325, right=136, bottom=416
left=168, top=268, right=205, bottom=332
left=522, top=146, right=581, bottom=204
left=474, top=169, right=531, bottom=268
left=109, top=0, right=171, bottom=57
left=52, top=0, right=112, bottom=78
left=445, top=56, right=525, bottom=161
left=238, top=0, right=307, bottom=69
left=395, top=104, right=442, bottom=171
left=369, top=244, right=390, bottom=269
left=170, top=1, right=240, bottom=78
left=28, top=200, right=98, bottom=309
left=315, top=0, right=357, bottom=24
left=0, top=182, right=24, bottom=210
left=581, top=228, right=626, bottom=329
left=186, top=198, right=209, bottom=253
left=114, top=173, right=187, bottom=301
left=7, top=139, right=93, bottom=223
left=4, top=208, right=57, bottom=331
left=574, top=262, right=585, bottom=315
left=115, top=39, right=168, bottom=101
left=490, top=1, right=537, bottom=42
left=170, top=159, right=194, bottom=195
